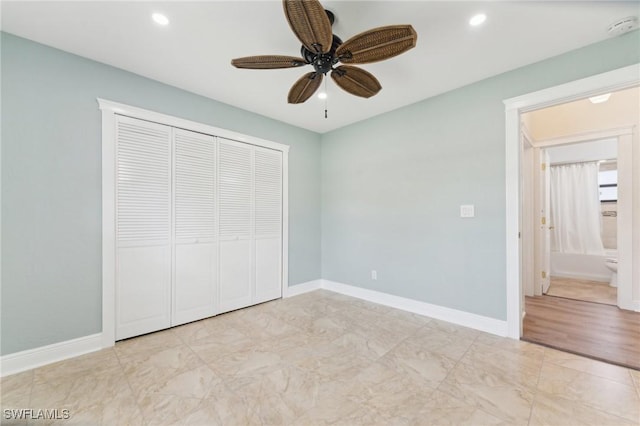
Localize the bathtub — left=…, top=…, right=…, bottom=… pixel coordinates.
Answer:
left=550, top=249, right=616, bottom=282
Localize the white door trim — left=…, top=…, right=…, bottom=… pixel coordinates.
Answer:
left=503, top=63, right=640, bottom=339
left=98, top=99, right=290, bottom=348
left=520, top=130, right=534, bottom=298
left=532, top=127, right=632, bottom=148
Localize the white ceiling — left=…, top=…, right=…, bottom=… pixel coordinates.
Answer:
left=2, top=1, right=637, bottom=133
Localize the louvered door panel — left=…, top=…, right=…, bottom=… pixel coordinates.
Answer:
left=254, top=148, right=282, bottom=237
left=116, top=117, right=171, bottom=243
left=254, top=147, right=283, bottom=303
left=218, top=139, right=253, bottom=313
left=174, top=129, right=216, bottom=242
left=219, top=140, right=252, bottom=238
left=173, top=129, right=216, bottom=325
left=115, top=116, right=171, bottom=339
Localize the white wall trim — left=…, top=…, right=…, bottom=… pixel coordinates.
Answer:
left=615, top=132, right=635, bottom=311
left=0, top=334, right=103, bottom=377
left=284, top=279, right=322, bottom=298
left=101, top=104, right=116, bottom=348
left=1, top=277, right=514, bottom=375
left=283, top=279, right=508, bottom=336
left=281, top=150, right=290, bottom=302
left=97, top=99, right=290, bottom=153
left=504, top=63, right=640, bottom=338
left=504, top=64, right=640, bottom=113
left=521, top=123, right=534, bottom=146
left=321, top=280, right=508, bottom=337
left=532, top=126, right=633, bottom=148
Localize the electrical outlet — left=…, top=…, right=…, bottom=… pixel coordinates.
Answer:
left=371, top=270, right=377, bottom=280
left=460, top=205, right=475, bottom=218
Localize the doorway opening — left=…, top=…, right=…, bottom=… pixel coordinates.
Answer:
left=521, top=132, right=622, bottom=307
left=520, top=86, right=636, bottom=308
left=504, top=65, right=640, bottom=369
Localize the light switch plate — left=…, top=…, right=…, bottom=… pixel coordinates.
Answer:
left=460, top=205, right=475, bottom=218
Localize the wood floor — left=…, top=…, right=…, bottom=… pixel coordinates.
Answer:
left=523, top=295, right=640, bottom=370
left=547, top=276, right=617, bottom=305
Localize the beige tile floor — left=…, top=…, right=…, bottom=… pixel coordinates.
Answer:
left=1, top=290, right=639, bottom=425
left=547, top=276, right=617, bottom=305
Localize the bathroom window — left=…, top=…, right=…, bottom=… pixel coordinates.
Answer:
left=598, top=169, right=617, bottom=203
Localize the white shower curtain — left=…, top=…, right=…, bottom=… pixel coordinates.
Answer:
left=550, top=162, right=604, bottom=255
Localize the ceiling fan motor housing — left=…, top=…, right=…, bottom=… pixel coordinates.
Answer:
left=301, top=34, right=343, bottom=74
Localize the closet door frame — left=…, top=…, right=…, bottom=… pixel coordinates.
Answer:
left=99, top=98, right=289, bottom=348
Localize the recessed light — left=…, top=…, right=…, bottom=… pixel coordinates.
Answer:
left=589, top=93, right=611, bottom=104
left=152, top=13, right=169, bottom=26
left=317, top=92, right=328, bottom=100
left=469, top=13, right=487, bottom=27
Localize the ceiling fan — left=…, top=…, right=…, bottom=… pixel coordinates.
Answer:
left=231, top=0, right=417, bottom=105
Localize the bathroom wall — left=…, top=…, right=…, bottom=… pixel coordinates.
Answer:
left=601, top=202, right=618, bottom=249
left=545, top=138, right=617, bottom=164
left=526, top=87, right=640, bottom=141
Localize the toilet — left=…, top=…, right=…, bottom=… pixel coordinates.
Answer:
left=604, top=257, right=618, bottom=287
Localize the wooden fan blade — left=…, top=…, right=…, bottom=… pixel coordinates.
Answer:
left=288, top=72, right=323, bottom=104
left=336, top=25, right=417, bottom=64
left=331, top=66, right=381, bottom=98
left=283, top=0, right=333, bottom=54
left=231, top=55, right=307, bottom=69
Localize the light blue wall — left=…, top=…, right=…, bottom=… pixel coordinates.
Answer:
left=3, top=29, right=639, bottom=356
left=1, top=33, right=321, bottom=355
left=320, top=32, right=640, bottom=320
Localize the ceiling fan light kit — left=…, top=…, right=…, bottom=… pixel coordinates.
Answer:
left=231, top=0, right=417, bottom=108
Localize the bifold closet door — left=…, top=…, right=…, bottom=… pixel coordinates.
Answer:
left=173, top=129, right=217, bottom=326
left=114, top=115, right=284, bottom=338
left=254, top=147, right=283, bottom=304
left=218, top=139, right=253, bottom=313
left=115, top=116, right=172, bottom=340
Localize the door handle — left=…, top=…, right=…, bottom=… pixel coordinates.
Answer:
left=548, top=226, right=555, bottom=230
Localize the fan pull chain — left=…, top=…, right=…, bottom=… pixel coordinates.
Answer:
left=324, top=78, right=328, bottom=119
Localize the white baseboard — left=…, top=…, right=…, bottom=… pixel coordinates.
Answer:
left=0, top=333, right=103, bottom=377
left=320, top=280, right=508, bottom=337
left=284, top=279, right=322, bottom=298
left=0, top=278, right=512, bottom=376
